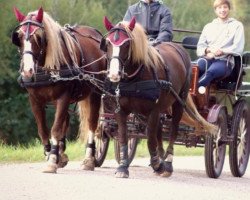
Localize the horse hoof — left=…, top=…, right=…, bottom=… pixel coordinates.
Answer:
left=43, top=154, right=58, bottom=173
left=115, top=172, right=129, bottom=178
left=115, top=166, right=129, bottom=178
left=58, top=153, right=69, bottom=168
left=160, top=171, right=172, bottom=177
left=42, top=164, right=57, bottom=173
left=160, top=161, right=173, bottom=178
left=81, top=157, right=95, bottom=171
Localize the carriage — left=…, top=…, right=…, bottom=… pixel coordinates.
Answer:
left=93, top=28, right=250, bottom=178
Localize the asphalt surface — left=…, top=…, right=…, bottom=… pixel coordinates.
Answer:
left=0, top=156, right=250, bottom=200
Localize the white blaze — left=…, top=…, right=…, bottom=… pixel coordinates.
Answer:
left=22, top=40, right=34, bottom=77
left=108, top=46, right=120, bottom=82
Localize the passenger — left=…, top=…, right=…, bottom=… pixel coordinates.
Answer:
left=123, top=0, right=173, bottom=46
left=196, top=0, right=245, bottom=94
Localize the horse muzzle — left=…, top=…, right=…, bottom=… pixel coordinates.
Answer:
left=107, top=73, right=121, bottom=82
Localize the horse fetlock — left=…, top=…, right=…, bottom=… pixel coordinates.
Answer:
left=59, top=138, right=66, bottom=153
left=157, top=147, right=165, bottom=159
left=166, top=154, right=173, bottom=162
left=44, top=143, right=51, bottom=155
left=81, top=157, right=95, bottom=171
left=150, top=154, right=161, bottom=170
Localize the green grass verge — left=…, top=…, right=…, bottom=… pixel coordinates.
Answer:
left=0, top=139, right=204, bottom=163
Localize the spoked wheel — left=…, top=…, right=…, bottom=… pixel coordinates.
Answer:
left=229, top=99, right=250, bottom=177
left=205, top=107, right=227, bottom=178
left=114, top=137, right=138, bottom=165
left=94, top=122, right=110, bottom=167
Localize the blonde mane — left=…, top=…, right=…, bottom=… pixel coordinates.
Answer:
left=28, top=10, right=78, bottom=70
left=120, top=21, right=164, bottom=70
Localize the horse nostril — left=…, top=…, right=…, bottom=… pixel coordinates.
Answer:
left=29, top=68, right=33, bottom=74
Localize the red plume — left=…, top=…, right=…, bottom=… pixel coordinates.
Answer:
left=103, top=16, right=114, bottom=31
left=13, top=7, right=25, bottom=22
left=36, top=7, right=43, bottom=23
left=128, top=16, right=136, bottom=31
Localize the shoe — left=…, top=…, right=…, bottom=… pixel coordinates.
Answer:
left=198, top=86, right=206, bottom=94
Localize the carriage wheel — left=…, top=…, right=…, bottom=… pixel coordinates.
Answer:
left=94, top=122, right=110, bottom=167
left=229, top=99, right=250, bottom=177
left=205, top=108, right=227, bottom=178
left=114, top=137, right=138, bottom=165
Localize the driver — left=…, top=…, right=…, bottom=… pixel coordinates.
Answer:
left=196, top=0, right=245, bottom=94
left=123, top=0, right=173, bottom=46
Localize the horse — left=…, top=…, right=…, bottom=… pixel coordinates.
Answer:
left=101, top=16, right=217, bottom=178
left=12, top=7, right=106, bottom=173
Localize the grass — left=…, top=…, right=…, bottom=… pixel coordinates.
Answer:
left=0, top=139, right=204, bottom=164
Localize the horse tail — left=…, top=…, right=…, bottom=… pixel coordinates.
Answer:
left=78, top=99, right=90, bottom=143
left=186, top=93, right=218, bottom=136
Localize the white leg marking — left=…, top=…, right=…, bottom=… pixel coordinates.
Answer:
left=51, top=136, right=58, bottom=146
left=166, top=154, right=173, bottom=162
left=86, top=130, right=95, bottom=157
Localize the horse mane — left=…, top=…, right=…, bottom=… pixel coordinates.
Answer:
left=120, top=21, right=164, bottom=70
left=28, top=10, right=78, bottom=70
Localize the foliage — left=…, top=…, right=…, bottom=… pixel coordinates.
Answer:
left=0, top=139, right=204, bottom=163
left=0, top=0, right=250, bottom=145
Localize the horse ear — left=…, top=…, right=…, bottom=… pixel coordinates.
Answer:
left=128, top=16, right=136, bottom=31
left=13, top=7, right=25, bottom=22
left=103, top=16, right=114, bottom=31
left=36, top=7, right=43, bottom=23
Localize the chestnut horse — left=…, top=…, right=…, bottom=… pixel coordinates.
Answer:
left=102, top=17, right=216, bottom=178
left=12, top=7, right=106, bottom=173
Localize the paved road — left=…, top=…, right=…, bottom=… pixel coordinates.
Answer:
left=0, top=156, right=250, bottom=200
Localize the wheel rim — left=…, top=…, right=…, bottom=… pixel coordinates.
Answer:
left=237, top=116, right=247, bottom=168
left=95, top=135, right=106, bottom=159
left=213, top=126, right=224, bottom=169
left=95, top=122, right=108, bottom=161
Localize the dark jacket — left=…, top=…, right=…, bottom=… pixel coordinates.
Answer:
left=123, top=0, right=173, bottom=42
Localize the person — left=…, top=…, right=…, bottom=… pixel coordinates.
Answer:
left=196, top=0, right=245, bottom=94
left=123, top=0, right=173, bottom=45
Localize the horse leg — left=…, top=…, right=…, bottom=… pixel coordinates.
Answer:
left=57, top=112, right=70, bottom=168
left=115, top=111, right=129, bottom=178
left=165, top=102, right=184, bottom=176
left=29, top=96, right=51, bottom=159
left=81, top=93, right=101, bottom=171
left=156, top=123, right=165, bottom=159
left=43, top=96, right=71, bottom=173
left=147, top=111, right=171, bottom=176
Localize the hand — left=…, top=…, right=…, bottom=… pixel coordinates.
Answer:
left=205, top=48, right=211, bottom=54
left=214, top=49, right=223, bottom=56
left=205, top=52, right=215, bottom=59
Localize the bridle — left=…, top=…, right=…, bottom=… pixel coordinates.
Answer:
left=12, top=15, right=47, bottom=73
left=104, top=26, right=142, bottom=80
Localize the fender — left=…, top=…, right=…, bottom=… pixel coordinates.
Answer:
left=207, top=104, right=227, bottom=124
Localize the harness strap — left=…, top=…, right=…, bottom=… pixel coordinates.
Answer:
left=164, top=42, right=191, bottom=98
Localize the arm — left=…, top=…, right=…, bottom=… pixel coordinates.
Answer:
left=221, top=23, right=245, bottom=55
left=123, top=8, right=132, bottom=21
left=155, top=8, right=173, bottom=42
left=196, top=26, right=209, bottom=57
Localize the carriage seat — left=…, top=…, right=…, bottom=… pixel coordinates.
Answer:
left=182, top=36, right=199, bottom=50
left=215, top=52, right=250, bottom=90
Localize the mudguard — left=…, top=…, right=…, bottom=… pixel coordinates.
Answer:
left=207, top=104, right=227, bottom=124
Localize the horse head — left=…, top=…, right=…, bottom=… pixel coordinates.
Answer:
left=103, top=16, right=136, bottom=82
left=12, top=7, right=46, bottom=80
